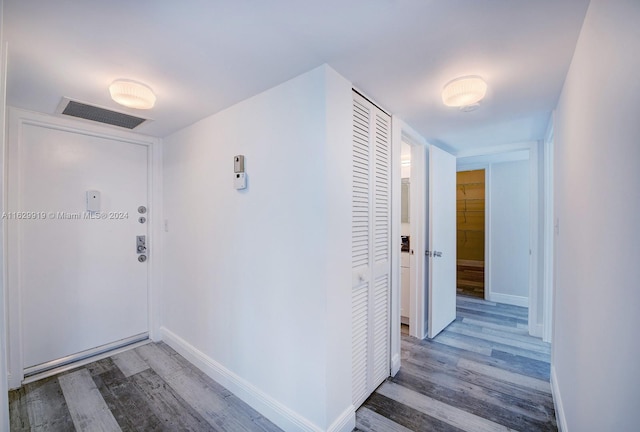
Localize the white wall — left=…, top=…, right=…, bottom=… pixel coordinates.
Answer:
left=489, top=160, right=530, bottom=303
left=552, top=0, right=640, bottom=430
left=0, top=0, right=10, bottom=427
left=458, top=150, right=533, bottom=308
left=162, top=65, right=353, bottom=432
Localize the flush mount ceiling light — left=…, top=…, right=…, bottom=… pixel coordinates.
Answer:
left=109, top=79, right=156, bottom=109
left=442, top=76, right=487, bottom=111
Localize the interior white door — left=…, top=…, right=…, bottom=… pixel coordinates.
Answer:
left=427, top=145, right=457, bottom=338
left=16, top=123, right=149, bottom=371
left=351, top=91, right=391, bottom=408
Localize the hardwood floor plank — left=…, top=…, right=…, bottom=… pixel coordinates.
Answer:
left=399, top=358, right=555, bottom=425
left=377, top=381, right=517, bottom=432
left=402, top=332, right=550, bottom=381
left=131, top=368, right=216, bottom=431
left=366, top=297, right=558, bottom=431
left=457, top=298, right=528, bottom=319
left=437, top=331, right=550, bottom=363
left=364, top=392, right=466, bottom=432
left=134, top=344, right=184, bottom=379
left=460, top=317, right=529, bottom=336
left=459, top=319, right=550, bottom=348
left=356, top=407, right=413, bottom=432
left=92, top=364, right=165, bottom=431
left=24, top=376, right=75, bottom=431
left=10, top=343, right=283, bottom=432
left=164, top=365, right=267, bottom=431
left=112, top=349, right=150, bottom=378
left=457, top=358, right=551, bottom=394
left=393, top=367, right=555, bottom=431
left=448, top=322, right=551, bottom=354
left=8, top=387, right=31, bottom=431
left=490, top=350, right=551, bottom=380
left=456, top=308, right=527, bottom=327
left=401, top=344, right=555, bottom=414
left=58, top=368, right=122, bottom=431
left=431, top=333, right=493, bottom=356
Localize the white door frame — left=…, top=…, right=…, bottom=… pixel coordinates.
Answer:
left=5, top=108, right=163, bottom=389
left=390, top=117, right=428, bottom=374
left=457, top=141, right=544, bottom=338
left=454, top=163, right=492, bottom=301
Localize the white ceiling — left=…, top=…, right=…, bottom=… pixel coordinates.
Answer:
left=2, top=0, right=590, bottom=154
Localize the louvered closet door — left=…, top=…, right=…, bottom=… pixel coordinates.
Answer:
left=352, top=91, right=391, bottom=408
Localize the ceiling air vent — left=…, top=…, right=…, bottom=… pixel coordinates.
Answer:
left=57, top=98, right=149, bottom=129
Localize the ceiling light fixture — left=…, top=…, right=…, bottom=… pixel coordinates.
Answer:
left=109, top=79, right=156, bottom=109
left=442, top=76, right=487, bottom=111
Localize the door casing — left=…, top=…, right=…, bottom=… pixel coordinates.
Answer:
left=5, top=108, right=163, bottom=389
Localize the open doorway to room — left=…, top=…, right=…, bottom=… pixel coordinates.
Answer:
left=400, top=141, right=412, bottom=336
left=456, top=169, right=486, bottom=299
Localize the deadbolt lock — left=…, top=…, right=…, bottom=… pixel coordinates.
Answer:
left=136, top=235, right=147, bottom=254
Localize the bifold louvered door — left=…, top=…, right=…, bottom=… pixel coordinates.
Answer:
left=352, top=91, right=391, bottom=408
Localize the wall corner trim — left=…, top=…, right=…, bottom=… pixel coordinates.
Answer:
left=160, top=326, right=345, bottom=432
left=551, top=365, right=568, bottom=432
left=327, top=405, right=355, bottom=432
left=390, top=353, right=401, bottom=377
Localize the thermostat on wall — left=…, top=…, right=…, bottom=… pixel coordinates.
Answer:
left=234, top=172, right=247, bottom=190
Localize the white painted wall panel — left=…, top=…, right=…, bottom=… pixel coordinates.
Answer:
left=553, top=0, right=640, bottom=430
left=490, top=160, right=530, bottom=300
left=162, top=65, right=353, bottom=431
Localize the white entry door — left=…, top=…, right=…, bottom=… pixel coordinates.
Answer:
left=427, top=145, right=457, bottom=338
left=12, top=120, right=149, bottom=373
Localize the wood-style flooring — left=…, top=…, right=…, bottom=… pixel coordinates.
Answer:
left=9, top=342, right=282, bottom=431
left=456, top=262, right=485, bottom=298
left=355, top=295, right=556, bottom=432
left=9, top=296, right=554, bottom=431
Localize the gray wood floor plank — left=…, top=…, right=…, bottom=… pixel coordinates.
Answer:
left=359, top=297, right=557, bottom=431
left=164, top=364, right=268, bottom=432
left=437, top=330, right=551, bottom=363
left=356, top=407, right=414, bottom=432
left=399, top=357, right=555, bottom=423
left=460, top=317, right=530, bottom=335
left=134, top=343, right=184, bottom=379
left=431, top=333, right=493, bottom=356
left=24, top=376, right=76, bottom=431
left=58, top=368, right=122, bottom=431
left=457, top=358, right=552, bottom=394
left=8, top=387, right=31, bottom=431
left=112, top=349, right=150, bottom=378
left=377, top=381, right=517, bottom=432
left=364, top=392, right=466, bottom=432
left=448, top=322, right=551, bottom=354
left=92, top=364, right=165, bottom=431
left=131, top=368, right=217, bottom=431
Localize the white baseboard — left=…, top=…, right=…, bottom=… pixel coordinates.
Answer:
left=160, top=326, right=354, bottom=432
left=529, top=323, right=543, bottom=338
left=327, top=405, right=356, bottom=432
left=488, top=292, right=529, bottom=308
left=551, top=365, right=568, bottom=432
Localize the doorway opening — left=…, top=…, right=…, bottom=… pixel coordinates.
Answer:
left=456, top=169, right=485, bottom=299
left=400, top=141, right=412, bottom=336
